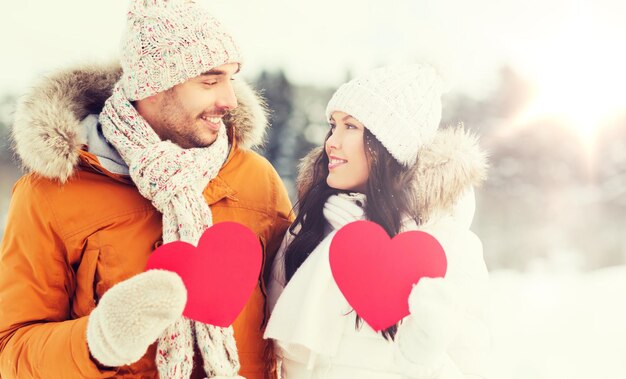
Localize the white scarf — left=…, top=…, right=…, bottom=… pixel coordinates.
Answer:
left=100, top=84, right=239, bottom=378
left=264, top=193, right=366, bottom=365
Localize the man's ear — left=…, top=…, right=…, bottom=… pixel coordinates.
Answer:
left=138, top=91, right=163, bottom=107
left=144, top=92, right=162, bottom=104
left=134, top=92, right=162, bottom=119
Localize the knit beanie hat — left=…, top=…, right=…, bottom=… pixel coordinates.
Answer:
left=120, top=0, right=242, bottom=100
left=325, top=64, right=445, bottom=166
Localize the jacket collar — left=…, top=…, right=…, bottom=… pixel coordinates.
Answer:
left=12, top=63, right=268, bottom=183
left=76, top=122, right=241, bottom=205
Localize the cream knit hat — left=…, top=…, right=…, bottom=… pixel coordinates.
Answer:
left=120, top=0, right=242, bottom=100
left=325, top=64, right=445, bottom=166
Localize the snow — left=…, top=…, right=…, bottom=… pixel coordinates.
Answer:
left=487, top=266, right=626, bottom=379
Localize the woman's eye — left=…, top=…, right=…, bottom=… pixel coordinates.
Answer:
left=329, top=123, right=336, bottom=130
left=346, top=124, right=357, bottom=129
left=204, top=81, right=218, bottom=86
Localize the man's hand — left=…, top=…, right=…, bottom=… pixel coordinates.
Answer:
left=86, top=270, right=187, bottom=367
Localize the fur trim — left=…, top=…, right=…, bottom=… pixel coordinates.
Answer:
left=296, top=145, right=324, bottom=201
left=12, top=64, right=121, bottom=182
left=11, top=63, right=268, bottom=182
left=225, top=79, right=268, bottom=150
left=413, top=125, right=488, bottom=221
left=296, top=125, right=488, bottom=222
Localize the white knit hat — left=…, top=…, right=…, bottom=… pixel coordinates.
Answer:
left=120, top=0, right=242, bottom=100
left=325, top=64, right=445, bottom=166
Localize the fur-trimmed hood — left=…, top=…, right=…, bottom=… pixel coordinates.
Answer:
left=296, top=126, right=488, bottom=222
left=11, top=63, right=268, bottom=182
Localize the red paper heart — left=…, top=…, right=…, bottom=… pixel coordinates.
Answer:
left=329, top=220, right=447, bottom=331
left=145, top=222, right=262, bottom=327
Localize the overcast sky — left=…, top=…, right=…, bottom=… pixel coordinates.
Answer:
left=1, top=0, right=625, bottom=100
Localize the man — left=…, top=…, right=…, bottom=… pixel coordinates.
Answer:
left=0, top=1, right=292, bottom=378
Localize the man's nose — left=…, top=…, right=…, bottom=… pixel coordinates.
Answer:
left=216, top=81, right=238, bottom=111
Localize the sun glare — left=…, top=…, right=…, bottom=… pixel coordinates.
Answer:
left=512, top=4, right=626, bottom=151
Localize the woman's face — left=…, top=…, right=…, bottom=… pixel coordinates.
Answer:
left=325, top=111, right=370, bottom=193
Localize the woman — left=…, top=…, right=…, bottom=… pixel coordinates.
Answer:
left=264, top=64, right=490, bottom=378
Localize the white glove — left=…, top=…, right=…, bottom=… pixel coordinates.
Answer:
left=87, top=270, right=187, bottom=367
left=323, top=193, right=366, bottom=230
left=396, top=277, right=459, bottom=368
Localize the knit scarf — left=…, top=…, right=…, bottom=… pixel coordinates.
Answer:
left=99, top=84, right=240, bottom=378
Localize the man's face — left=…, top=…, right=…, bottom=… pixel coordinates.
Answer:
left=138, top=62, right=239, bottom=148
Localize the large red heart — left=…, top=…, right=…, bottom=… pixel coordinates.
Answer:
left=329, top=220, right=447, bottom=331
left=145, top=222, right=262, bottom=327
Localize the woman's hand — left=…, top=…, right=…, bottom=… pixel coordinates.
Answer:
left=323, top=193, right=366, bottom=230
left=396, top=277, right=460, bottom=367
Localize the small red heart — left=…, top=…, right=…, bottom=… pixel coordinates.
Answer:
left=145, top=222, right=262, bottom=327
left=329, top=220, right=447, bottom=331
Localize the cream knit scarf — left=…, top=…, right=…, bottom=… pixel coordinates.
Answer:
left=99, top=84, right=240, bottom=378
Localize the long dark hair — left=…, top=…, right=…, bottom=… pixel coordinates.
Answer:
left=284, top=128, right=420, bottom=340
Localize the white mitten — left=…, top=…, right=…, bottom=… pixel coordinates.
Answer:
left=323, top=193, right=366, bottom=230
left=396, top=277, right=459, bottom=368
left=87, top=270, right=187, bottom=367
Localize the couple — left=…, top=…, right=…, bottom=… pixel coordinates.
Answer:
left=0, top=0, right=489, bottom=378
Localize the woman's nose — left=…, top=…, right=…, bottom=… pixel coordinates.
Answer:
left=326, top=132, right=340, bottom=150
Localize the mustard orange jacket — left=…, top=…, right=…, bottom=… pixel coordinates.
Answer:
left=0, top=65, right=293, bottom=379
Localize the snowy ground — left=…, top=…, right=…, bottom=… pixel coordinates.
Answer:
left=487, top=266, right=626, bottom=379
